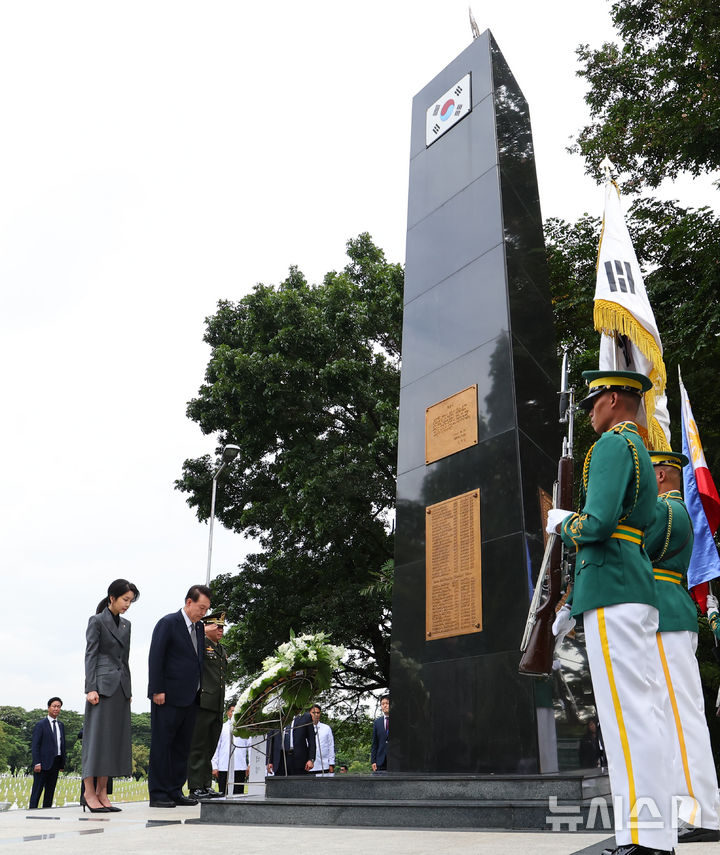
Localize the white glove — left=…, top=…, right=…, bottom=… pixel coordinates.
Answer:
left=707, top=594, right=718, bottom=617
left=552, top=603, right=576, bottom=642
left=546, top=508, right=572, bottom=535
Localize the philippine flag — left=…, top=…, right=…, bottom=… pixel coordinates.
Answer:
left=679, top=370, right=720, bottom=591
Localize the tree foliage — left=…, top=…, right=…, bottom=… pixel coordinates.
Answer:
left=132, top=744, right=150, bottom=781
left=572, top=1, right=720, bottom=190
left=546, top=199, right=720, bottom=763
left=176, top=234, right=402, bottom=696
left=546, top=198, right=720, bottom=472
left=0, top=706, right=153, bottom=776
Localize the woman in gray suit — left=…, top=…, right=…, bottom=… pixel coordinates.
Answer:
left=82, top=579, right=139, bottom=812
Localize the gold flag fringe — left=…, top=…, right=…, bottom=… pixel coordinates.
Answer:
left=649, top=416, right=671, bottom=453
left=594, top=300, right=670, bottom=452
left=593, top=301, right=667, bottom=388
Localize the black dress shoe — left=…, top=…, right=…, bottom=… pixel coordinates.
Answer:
left=172, top=795, right=198, bottom=806
left=601, top=846, right=676, bottom=855
left=678, top=826, right=720, bottom=843
left=149, top=800, right=176, bottom=808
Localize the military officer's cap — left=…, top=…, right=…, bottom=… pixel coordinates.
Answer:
left=648, top=450, right=689, bottom=470
left=204, top=607, right=227, bottom=626
left=578, top=369, right=653, bottom=412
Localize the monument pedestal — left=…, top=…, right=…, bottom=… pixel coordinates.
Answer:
left=194, top=772, right=612, bottom=831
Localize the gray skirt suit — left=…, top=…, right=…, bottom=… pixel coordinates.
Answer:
left=82, top=608, right=133, bottom=778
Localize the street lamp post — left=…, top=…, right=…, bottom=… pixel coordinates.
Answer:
left=206, top=443, right=240, bottom=585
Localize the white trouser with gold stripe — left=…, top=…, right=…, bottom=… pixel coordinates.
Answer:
left=656, top=629, right=720, bottom=829
left=584, top=603, right=675, bottom=851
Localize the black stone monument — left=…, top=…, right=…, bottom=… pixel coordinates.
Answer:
left=389, top=30, right=565, bottom=774
left=196, top=32, right=608, bottom=830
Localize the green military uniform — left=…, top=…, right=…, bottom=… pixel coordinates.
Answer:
left=561, top=420, right=658, bottom=616
left=557, top=370, right=675, bottom=853
left=187, top=617, right=227, bottom=793
left=643, top=451, right=720, bottom=838
left=645, top=488, right=696, bottom=632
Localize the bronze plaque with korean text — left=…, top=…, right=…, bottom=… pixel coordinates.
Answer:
left=425, top=489, right=482, bottom=640
left=425, top=385, right=478, bottom=465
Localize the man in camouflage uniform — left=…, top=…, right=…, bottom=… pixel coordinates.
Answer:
left=187, top=609, right=227, bottom=799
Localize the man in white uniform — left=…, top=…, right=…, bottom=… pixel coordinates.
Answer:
left=309, top=704, right=335, bottom=774
left=212, top=705, right=249, bottom=795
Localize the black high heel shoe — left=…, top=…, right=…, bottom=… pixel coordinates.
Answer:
left=80, top=795, right=110, bottom=813
left=103, top=805, right=122, bottom=812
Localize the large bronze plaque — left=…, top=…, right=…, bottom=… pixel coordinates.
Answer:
left=425, top=489, right=482, bottom=640
left=425, top=385, right=478, bottom=465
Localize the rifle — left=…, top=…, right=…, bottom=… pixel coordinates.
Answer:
left=519, top=348, right=575, bottom=676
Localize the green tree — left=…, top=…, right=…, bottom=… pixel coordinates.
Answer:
left=176, top=234, right=402, bottom=696
left=571, top=1, right=720, bottom=191
left=546, top=198, right=720, bottom=762
left=0, top=722, right=7, bottom=771
left=327, top=714, right=373, bottom=772
left=2, top=725, right=29, bottom=774
left=545, top=198, right=720, bottom=472
left=132, top=744, right=150, bottom=781
left=131, top=712, right=152, bottom=751
left=65, top=739, right=83, bottom=775
left=0, top=707, right=39, bottom=773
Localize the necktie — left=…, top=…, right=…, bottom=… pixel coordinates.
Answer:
left=190, top=623, right=198, bottom=653
left=385, top=716, right=389, bottom=735
left=52, top=720, right=59, bottom=755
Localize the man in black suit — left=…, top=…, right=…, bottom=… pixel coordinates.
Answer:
left=266, top=711, right=316, bottom=776
left=29, top=697, right=66, bottom=808
left=371, top=694, right=389, bottom=772
left=147, top=584, right=211, bottom=807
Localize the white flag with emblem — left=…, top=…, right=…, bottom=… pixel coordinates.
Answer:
left=594, top=179, right=670, bottom=450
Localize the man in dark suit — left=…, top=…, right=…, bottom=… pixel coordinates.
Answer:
left=147, top=584, right=211, bottom=807
left=371, top=694, right=389, bottom=772
left=29, top=697, right=66, bottom=808
left=266, top=711, right=316, bottom=776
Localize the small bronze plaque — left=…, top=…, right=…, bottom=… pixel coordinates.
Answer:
left=425, top=385, right=478, bottom=465
left=425, top=489, right=482, bottom=641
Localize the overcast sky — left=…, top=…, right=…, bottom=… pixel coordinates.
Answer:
left=1, top=1, right=717, bottom=716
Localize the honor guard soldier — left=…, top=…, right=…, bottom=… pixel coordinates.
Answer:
left=709, top=595, right=720, bottom=642
left=187, top=608, right=228, bottom=799
left=646, top=450, right=720, bottom=842
left=550, top=370, right=675, bottom=855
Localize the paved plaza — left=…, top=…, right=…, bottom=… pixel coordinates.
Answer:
left=0, top=800, right=617, bottom=855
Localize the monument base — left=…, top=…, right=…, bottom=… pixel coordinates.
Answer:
left=193, top=771, right=612, bottom=831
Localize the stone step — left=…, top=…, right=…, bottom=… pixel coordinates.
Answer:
left=266, top=772, right=610, bottom=803
left=196, top=794, right=614, bottom=831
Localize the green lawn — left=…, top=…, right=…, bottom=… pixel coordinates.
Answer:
left=0, top=775, right=149, bottom=809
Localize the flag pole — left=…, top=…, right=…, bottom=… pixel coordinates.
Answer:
left=599, top=157, right=619, bottom=370
left=600, top=156, right=615, bottom=184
